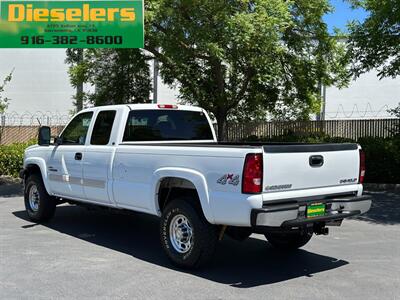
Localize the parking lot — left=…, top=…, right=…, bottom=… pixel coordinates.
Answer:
left=0, top=184, right=399, bottom=299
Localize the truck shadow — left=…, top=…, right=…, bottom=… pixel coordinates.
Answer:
left=352, top=191, right=400, bottom=225
left=13, top=206, right=348, bottom=288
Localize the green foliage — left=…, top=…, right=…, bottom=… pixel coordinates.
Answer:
left=0, top=70, right=13, bottom=113
left=145, top=0, right=350, bottom=139
left=245, top=131, right=354, bottom=143
left=347, top=0, right=400, bottom=78
left=86, top=49, right=152, bottom=105
left=243, top=133, right=400, bottom=184
left=0, top=140, right=36, bottom=178
left=66, top=1, right=349, bottom=140
left=66, top=49, right=152, bottom=107
left=358, top=137, right=400, bottom=184
left=66, top=49, right=89, bottom=87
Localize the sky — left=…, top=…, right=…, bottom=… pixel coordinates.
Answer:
left=324, top=0, right=369, bottom=33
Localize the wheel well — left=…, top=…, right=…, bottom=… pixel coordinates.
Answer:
left=24, top=164, right=42, bottom=181
left=157, top=177, right=199, bottom=212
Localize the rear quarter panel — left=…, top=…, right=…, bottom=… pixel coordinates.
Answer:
left=112, top=145, right=264, bottom=225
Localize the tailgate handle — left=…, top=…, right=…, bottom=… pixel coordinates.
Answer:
left=309, top=155, right=324, bottom=167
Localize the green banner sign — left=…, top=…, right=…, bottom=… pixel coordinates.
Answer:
left=0, top=0, right=144, bottom=48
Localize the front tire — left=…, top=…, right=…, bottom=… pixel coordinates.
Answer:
left=24, top=174, right=56, bottom=222
left=160, top=197, right=217, bottom=269
left=265, top=228, right=313, bottom=250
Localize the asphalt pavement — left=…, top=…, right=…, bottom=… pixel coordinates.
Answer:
left=0, top=184, right=399, bottom=299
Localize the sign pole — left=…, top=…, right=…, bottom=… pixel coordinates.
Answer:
left=153, top=56, right=159, bottom=104
left=76, top=49, right=84, bottom=112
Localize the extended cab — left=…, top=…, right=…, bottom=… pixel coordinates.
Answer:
left=20, top=104, right=372, bottom=268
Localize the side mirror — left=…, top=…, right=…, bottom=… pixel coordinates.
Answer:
left=38, top=126, right=51, bottom=146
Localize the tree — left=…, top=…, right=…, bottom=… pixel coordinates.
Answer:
left=85, top=49, right=152, bottom=105
left=66, top=49, right=85, bottom=112
left=347, top=0, right=400, bottom=79
left=0, top=70, right=13, bottom=113
left=390, top=104, right=400, bottom=118
left=144, top=0, right=349, bottom=139
left=66, top=49, right=152, bottom=108
left=66, top=1, right=349, bottom=140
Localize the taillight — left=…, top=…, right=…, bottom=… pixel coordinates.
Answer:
left=359, top=150, right=366, bottom=184
left=242, top=153, right=263, bottom=194
left=157, top=104, right=178, bottom=109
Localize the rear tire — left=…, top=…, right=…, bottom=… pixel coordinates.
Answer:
left=24, top=174, right=56, bottom=222
left=265, top=228, right=313, bottom=250
left=160, top=197, right=218, bottom=269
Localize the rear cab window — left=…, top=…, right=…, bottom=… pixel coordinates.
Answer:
left=123, top=110, right=213, bottom=142
left=91, top=110, right=116, bottom=145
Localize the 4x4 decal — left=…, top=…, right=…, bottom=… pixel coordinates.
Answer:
left=217, top=174, right=240, bottom=186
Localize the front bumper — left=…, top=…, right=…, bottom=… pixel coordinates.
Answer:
left=251, top=194, right=372, bottom=228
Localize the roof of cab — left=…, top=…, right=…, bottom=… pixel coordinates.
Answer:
left=80, top=104, right=203, bottom=113
left=127, top=104, right=203, bottom=112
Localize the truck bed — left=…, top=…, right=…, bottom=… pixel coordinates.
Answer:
left=120, top=141, right=359, bottom=152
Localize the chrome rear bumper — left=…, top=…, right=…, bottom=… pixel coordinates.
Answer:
left=251, top=194, right=372, bottom=228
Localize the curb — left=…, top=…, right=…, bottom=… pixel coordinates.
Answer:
left=0, top=183, right=23, bottom=197
left=364, top=183, right=400, bottom=192
left=0, top=176, right=20, bottom=185
left=0, top=176, right=23, bottom=196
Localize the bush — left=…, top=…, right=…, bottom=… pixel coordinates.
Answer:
left=359, top=137, right=400, bottom=184
left=242, top=134, right=400, bottom=184
left=244, top=133, right=355, bottom=144
left=0, top=140, right=36, bottom=178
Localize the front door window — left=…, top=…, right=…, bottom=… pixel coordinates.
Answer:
left=60, top=112, right=93, bottom=145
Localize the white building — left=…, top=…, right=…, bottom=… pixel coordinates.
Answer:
left=0, top=49, right=178, bottom=125
left=0, top=49, right=399, bottom=124
left=325, top=70, right=399, bottom=119
left=0, top=49, right=74, bottom=124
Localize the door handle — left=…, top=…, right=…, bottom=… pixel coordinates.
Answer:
left=48, top=167, right=58, bottom=172
left=75, top=152, right=83, bottom=161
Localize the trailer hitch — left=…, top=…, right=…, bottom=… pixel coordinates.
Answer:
left=313, top=224, right=329, bottom=235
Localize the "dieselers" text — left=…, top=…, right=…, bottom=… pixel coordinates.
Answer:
left=8, top=4, right=136, bottom=22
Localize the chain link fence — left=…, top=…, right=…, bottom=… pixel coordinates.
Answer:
left=1, top=111, right=399, bottom=145
left=223, top=118, right=400, bottom=142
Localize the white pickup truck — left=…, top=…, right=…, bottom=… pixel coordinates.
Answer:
left=20, top=104, right=372, bottom=268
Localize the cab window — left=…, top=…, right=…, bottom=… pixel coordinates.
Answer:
left=91, top=110, right=116, bottom=145
left=60, top=112, right=93, bottom=145
left=123, top=110, right=213, bottom=142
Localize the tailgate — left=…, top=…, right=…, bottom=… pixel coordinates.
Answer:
left=263, top=143, right=360, bottom=192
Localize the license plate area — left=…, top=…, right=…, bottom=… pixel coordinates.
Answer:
left=307, top=203, right=326, bottom=218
